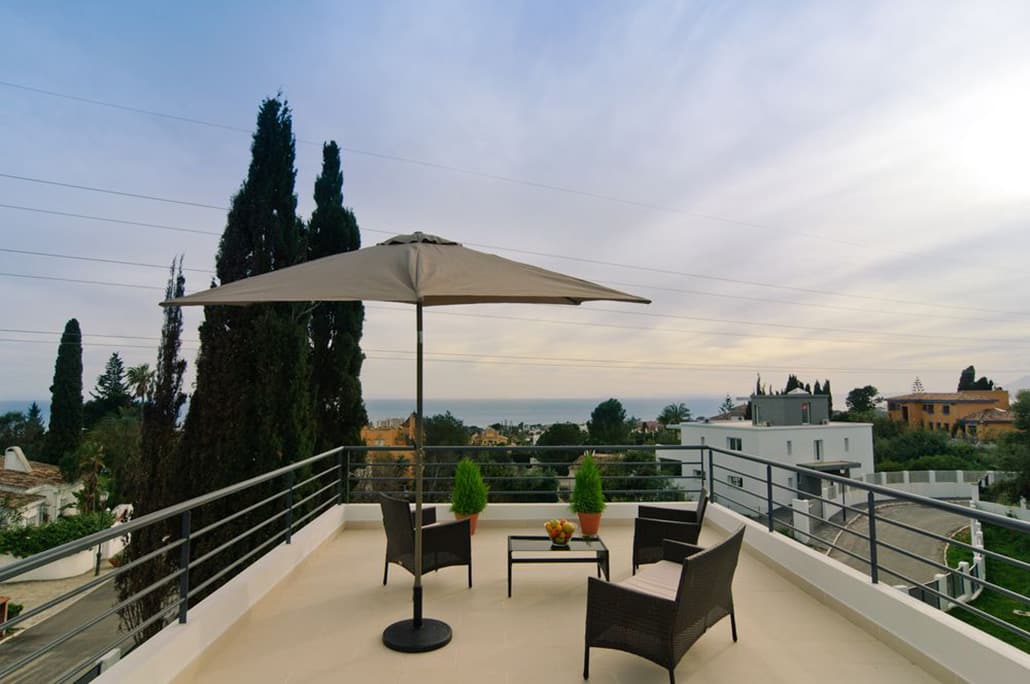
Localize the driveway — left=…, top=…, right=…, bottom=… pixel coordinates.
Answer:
left=825, top=501, right=969, bottom=586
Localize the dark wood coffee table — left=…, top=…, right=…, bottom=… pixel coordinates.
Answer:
left=507, top=535, right=610, bottom=597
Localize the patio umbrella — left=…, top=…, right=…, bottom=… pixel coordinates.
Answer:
left=163, top=231, right=650, bottom=652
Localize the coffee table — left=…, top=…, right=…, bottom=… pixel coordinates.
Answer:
left=507, top=535, right=610, bottom=597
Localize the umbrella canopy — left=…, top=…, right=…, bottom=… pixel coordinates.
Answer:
left=163, top=231, right=649, bottom=652
left=165, top=232, right=650, bottom=307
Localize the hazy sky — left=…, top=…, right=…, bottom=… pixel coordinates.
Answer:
left=2, top=1, right=1029, bottom=405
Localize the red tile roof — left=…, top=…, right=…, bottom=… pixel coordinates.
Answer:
left=0, top=460, right=65, bottom=489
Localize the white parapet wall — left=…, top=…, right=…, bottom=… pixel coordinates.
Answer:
left=704, top=502, right=1030, bottom=684
left=98, top=504, right=346, bottom=684
left=0, top=549, right=95, bottom=581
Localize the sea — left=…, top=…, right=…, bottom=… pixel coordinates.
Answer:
left=1, top=396, right=724, bottom=428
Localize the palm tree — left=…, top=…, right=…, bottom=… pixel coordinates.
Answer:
left=657, top=402, right=691, bottom=426
left=76, top=440, right=106, bottom=514
left=126, top=364, right=155, bottom=412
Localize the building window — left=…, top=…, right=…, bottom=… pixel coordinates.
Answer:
left=786, top=440, right=792, bottom=456
left=943, top=405, right=951, bottom=415
left=753, top=405, right=761, bottom=425
left=700, top=436, right=706, bottom=446
left=727, top=437, right=742, bottom=451
left=814, top=439, right=824, bottom=461
left=801, top=402, right=810, bottom=424
left=728, top=475, right=744, bottom=488
left=787, top=476, right=795, bottom=493
left=844, top=437, right=849, bottom=453
left=926, top=404, right=935, bottom=414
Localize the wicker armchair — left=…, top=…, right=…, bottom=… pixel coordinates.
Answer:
left=584, top=525, right=745, bottom=684
left=632, top=491, right=708, bottom=574
left=380, top=494, right=472, bottom=587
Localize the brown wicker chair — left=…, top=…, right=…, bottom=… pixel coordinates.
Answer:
left=584, top=525, right=745, bottom=684
left=632, top=490, right=708, bottom=574
left=380, top=494, right=472, bottom=587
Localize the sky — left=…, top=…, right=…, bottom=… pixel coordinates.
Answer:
left=1, top=1, right=1029, bottom=406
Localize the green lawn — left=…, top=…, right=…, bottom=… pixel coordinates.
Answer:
left=946, top=524, right=1030, bottom=653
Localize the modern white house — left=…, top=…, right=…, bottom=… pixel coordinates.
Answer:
left=675, top=391, right=874, bottom=517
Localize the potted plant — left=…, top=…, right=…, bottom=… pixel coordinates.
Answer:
left=451, top=458, right=488, bottom=535
left=570, top=452, right=605, bottom=536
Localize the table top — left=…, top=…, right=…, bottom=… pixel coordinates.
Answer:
left=508, top=535, right=608, bottom=553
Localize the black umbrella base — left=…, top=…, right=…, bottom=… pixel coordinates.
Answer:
left=382, top=618, right=452, bottom=653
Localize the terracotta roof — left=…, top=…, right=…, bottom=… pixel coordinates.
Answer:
left=711, top=405, right=748, bottom=420
left=0, top=460, right=65, bottom=489
left=887, top=392, right=1001, bottom=403
left=957, top=408, right=1014, bottom=425
left=0, top=492, right=46, bottom=509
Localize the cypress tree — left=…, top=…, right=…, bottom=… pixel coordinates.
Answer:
left=117, top=259, right=188, bottom=643
left=42, top=319, right=83, bottom=467
left=308, top=141, right=367, bottom=453
left=179, top=97, right=313, bottom=599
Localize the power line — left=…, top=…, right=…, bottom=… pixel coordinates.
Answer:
left=0, top=173, right=228, bottom=211
left=0, top=248, right=213, bottom=274
left=1, top=193, right=1025, bottom=319
left=1, top=265, right=1026, bottom=347
left=0, top=203, right=221, bottom=236
left=0, top=78, right=1002, bottom=272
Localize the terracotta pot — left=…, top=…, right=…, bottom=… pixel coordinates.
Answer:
left=577, top=512, right=602, bottom=537
left=455, top=512, right=479, bottom=535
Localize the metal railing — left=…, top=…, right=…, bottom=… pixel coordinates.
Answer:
left=700, top=445, right=1030, bottom=648
left=1, top=440, right=1027, bottom=681
left=0, top=447, right=345, bottom=683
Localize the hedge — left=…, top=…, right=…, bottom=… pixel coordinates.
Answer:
left=0, top=512, right=115, bottom=558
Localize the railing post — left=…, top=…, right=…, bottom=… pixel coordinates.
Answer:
left=707, top=448, right=715, bottom=503
left=867, top=491, right=879, bottom=584
left=178, top=509, right=191, bottom=624
left=345, top=450, right=352, bottom=504
left=766, top=464, right=774, bottom=532
left=337, top=450, right=344, bottom=504
left=94, top=543, right=102, bottom=577
left=285, top=469, right=294, bottom=545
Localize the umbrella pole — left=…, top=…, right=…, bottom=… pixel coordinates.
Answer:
left=383, top=300, right=452, bottom=652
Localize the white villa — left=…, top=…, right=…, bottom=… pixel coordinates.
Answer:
left=1, top=446, right=82, bottom=526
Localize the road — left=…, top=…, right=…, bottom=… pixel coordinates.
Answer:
left=826, top=501, right=969, bottom=586
left=0, top=583, right=123, bottom=683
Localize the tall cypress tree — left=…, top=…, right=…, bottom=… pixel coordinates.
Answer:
left=117, top=259, right=188, bottom=643
left=180, top=97, right=313, bottom=599
left=42, top=319, right=83, bottom=467
left=308, top=141, right=367, bottom=452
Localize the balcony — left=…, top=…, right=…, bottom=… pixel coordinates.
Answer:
left=2, top=446, right=1028, bottom=683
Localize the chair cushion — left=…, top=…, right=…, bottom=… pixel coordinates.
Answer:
left=619, top=560, right=680, bottom=600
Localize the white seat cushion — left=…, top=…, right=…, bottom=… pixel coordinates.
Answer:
left=618, top=560, right=680, bottom=600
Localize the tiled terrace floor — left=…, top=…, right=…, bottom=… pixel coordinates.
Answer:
left=175, top=522, right=944, bottom=684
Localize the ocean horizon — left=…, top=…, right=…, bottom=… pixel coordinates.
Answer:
left=1, top=396, right=724, bottom=429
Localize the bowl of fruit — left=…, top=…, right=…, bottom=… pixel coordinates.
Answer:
left=545, top=518, right=576, bottom=548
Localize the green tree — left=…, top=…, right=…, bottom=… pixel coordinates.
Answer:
left=0, top=405, right=46, bottom=457
left=180, top=96, right=314, bottom=602
left=421, top=412, right=470, bottom=501
left=535, top=422, right=586, bottom=474
left=718, top=395, right=735, bottom=414
left=117, top=259, right=189, bottom=644
left=86, top=413, right=140, bottom=506
left=998, top=390, right=1030, bottom=499
left=84, top=352, right=133, bottom=428
left=846, top=385, right=880, bottom=414
left=958, top=365, right=996, bottom=391
left=126, top=363, right=155, bottom=410
left=587, top=398, right=630, bottom=445
left=42, top=319, right=83, bottom=467
left=73, top=440, right=105, bottom=513
left=657, top=402, right=691, bottom=426
left=308, top=141, right=367, bottom=454
left=784, top=374, right=803, bottom=393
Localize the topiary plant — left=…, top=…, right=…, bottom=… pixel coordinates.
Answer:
left=570, top=453, right=606, bottom=514
left=451, top=458, right=488, bottom=516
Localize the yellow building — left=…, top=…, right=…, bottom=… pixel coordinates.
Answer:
left=886, top=390, right=1009, bottom=434
left=955, top=408, right=1016, bottom=441
left=470, top=426, right=509, bottom=446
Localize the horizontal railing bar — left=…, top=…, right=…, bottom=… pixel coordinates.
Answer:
left=0, top=446, right=346, bottom=582
left=291, top=481, right=338, bottom=511
left=192, top=489, right=290, bottom=540
left=291, top=496, right=336, bottom=530
left=0, top=536, right=185, bottom=632
left=54, top=604, right=180, bottom=684
left=190, top=508, right=291, bottom=569
left=882, top=566, right=1030, bottom=642
left=293, top=464, right=340, bottom=490
left=188, top=531, right=284, bottom=600
left=0, top=568, right=184, bottom=680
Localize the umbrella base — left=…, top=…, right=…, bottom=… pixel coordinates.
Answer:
left=382, top=618, right=452, bottom=653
